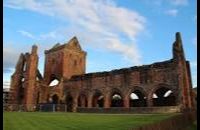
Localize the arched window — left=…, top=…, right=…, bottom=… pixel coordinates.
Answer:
left=164, top=90, right=172, bottom=97
left=21, top=78, right=25, bottom=82
left=49, top=79, right=59, bottom=86
left=153, top=94, right=158, bottom=98
left=78, top=93, right=87, bottom=108
left=66, top=94, right=73, bottom=112
left=49, top=75, right=60, bottom=87
left=92, top=90, right=104, bottom=108
left=130, top=93, right=139, bottom=100
left=152, top=87, right=176, bottom=106
left=130, top=89, right=147, bottom=107
left=111, top=89, right=123, bottom=107
left=51, top=94, right=59, bottom=104
left=23, top=62, right=27, bottom=71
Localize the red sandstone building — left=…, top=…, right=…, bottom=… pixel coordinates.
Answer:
left=8, top=32, right=195, bottom=112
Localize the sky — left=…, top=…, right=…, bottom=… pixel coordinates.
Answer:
left=3, top=0, right=197, bottom=88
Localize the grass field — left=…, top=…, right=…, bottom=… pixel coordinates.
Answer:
left=3, top=112, right=177, bottom=130
left=186, top=121, right=197, bottom=130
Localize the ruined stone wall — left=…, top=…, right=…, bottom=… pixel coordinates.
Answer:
left=63, top=59, right=180, bottom=111
left=56, top=32, right=194, bottom=112
left=8, top=33, right=194, bottom=112
left=8, top=45, right=39, bottom=111
left=24, top=46, right=38, bottom=110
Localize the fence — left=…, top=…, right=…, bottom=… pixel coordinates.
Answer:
left=4, top=104, right=182, bottom=113
left=3, top=104, right=68, bottom=112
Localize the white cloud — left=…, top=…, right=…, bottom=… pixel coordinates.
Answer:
left=4, top=0, right=55, bottom=16
left=4, top=0, right=146, bottom=65
left=3, top=47, right=20, bottom=71
left=3, top=41, right=36, bottom=74
left=190, top=61, right=197, bottom=68
left=40, top=31, right=57, bottom=40
left=192, top=74, right=197, bottom=87
left=190, top=60, right=197, bottom=87
left=165, top=9, right=178, bottom=17
left=193, top=36, right=197, bottom=47
left=18, top=29, right=62, bottom=41
left=142, top=0, right=188, bottom=6
left=194, top=15, right=197, bottom=23
left=103, top=37, right=141, bottom=64
left=18, top=30, right=35, bottom=39
left=169, top=0, right=188, bottom=6
left=3, top=81, right=11, bottom=88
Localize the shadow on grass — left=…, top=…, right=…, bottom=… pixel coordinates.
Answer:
left=186, top=121, right=197, bottom=130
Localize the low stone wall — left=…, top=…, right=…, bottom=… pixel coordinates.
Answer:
left=77, top=106, right=181, bottom=113
left=130, top=111, right=196, bottom=130
left=3, top=104, right=68, bottom=112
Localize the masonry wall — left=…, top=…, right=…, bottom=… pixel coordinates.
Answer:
left=61, top=59, right=181, bottom=111
left=8, top=33, right=194, bottom=112
left=43, top=37, right=86, bottom=84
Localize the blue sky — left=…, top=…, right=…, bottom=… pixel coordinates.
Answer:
left=3, top=0, right=197, bottom=88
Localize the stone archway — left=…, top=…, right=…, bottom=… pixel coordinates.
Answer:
left=110, top=88, right=123, bottom=107
left=152, top=86, right=176, bottom=106
left=52, top=94, right=59, bottom=104
left=78, top=93, right=87, bottom=108
left=65, top=94, right=73, bottom=112
left=48, top=74, right=60, bottom=87
left=129, top=89, right=147, bottom=107
left=92, top=90, right=104, bottom=108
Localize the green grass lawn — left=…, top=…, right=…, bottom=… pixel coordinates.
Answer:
left=3, top=112, right=177, bottom=130
left=186, top=121, right=197, bottom=130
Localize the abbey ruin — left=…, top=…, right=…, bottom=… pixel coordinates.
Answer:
left=8, top=32, right=195, bottom=112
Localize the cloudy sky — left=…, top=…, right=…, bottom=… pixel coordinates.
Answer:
left=3, top=0, right=197, bottom=88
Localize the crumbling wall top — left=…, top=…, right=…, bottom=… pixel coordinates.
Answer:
left=44, top=36, right=84, bottom=54
left=68, top=59, right=175, bottom=81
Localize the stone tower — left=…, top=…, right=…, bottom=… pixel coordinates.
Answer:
left=9, top=45, right=39, bottom=111
left=43, top=37, right=87, bottom=84
left=24, top=45, right=39, bottom=110
left=173, top=32, right=194, bottom=110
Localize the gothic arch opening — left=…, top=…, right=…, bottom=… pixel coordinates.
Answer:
left=92, top=90, right=104, bottom=108
left=18, top=90, right=24, bottom=104
left=66, top=94, right=73, bottom=112
left=49, top=79, right=59, bottom=87
left=18, top=82, right=25, bottom=104
left=110, top=89, right=123, bottom=107
left=152, top=87, right=176, bottom=106
left=78, top=93, right=87, bottom=107
left=49, top=75, right=60, bottom=87
left=52, top=94, right=59, bottom=104
left=23, top=61, right=27, bottom=71
left=130, top=90, right=147, bottom=107
left=21, top=78, right=25, bottom=82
